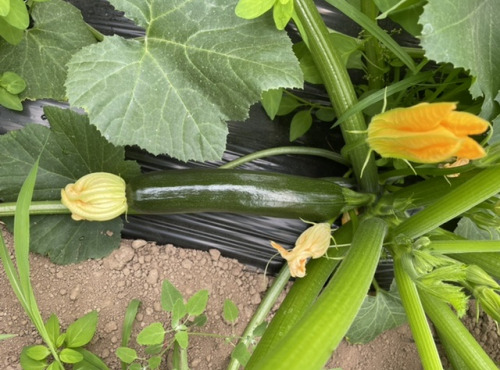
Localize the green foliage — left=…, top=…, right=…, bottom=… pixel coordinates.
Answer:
left=0, top=106, right=140, bottom=264
left=118, top=279, right=243, bottom=369
left=223, top=299, right=240, bottom=323
left=420, top=0, right=500, bottom=118
left=65, top=0, right=302, bottom=161
left=0, top=70, right=25, bottom=110
left=289, top=109, right=313, bottom=141
left=346, top=281, right=407, bottom=344
left=0, top=0, right=97, bottom=100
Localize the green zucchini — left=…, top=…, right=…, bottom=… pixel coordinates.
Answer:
left=126, top=169, right=374, bottom=221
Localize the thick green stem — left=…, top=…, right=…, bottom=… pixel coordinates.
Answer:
left=420, top=291, right=498, bottom=369
left=360, top=0, right=385, bottom=90
left=245, top=223, right=353, bottom=367
left=247, top=218, right=387, bottom=370
left=428, top=240, right=500, bottom=254
left=226, top=265, right=291, bottom=370
left=293, top=0, right=379, bottom=193
left=219, top=146, right=349, bottom=169
left=0, top=200, right=69, bottom=217
left=394, top=166, right=500, bottom=239
left=394, top=255, right=443, bottom=369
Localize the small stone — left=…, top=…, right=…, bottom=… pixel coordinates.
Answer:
left=181, top=259, right=193, bottom=269
left=104, top=246, right=135, bottom=270
left=251, top=293, right=261, bottom=305
left=146, top=269, right=159, bottom=285
left=209, top=249, right=221, bottom=261
left=70, top=285, right=81, bottom=301
left=153, top=302, right=162, bottom=312
left=104, top=321, right=118, bottom=333
left=191, top=358, right=202, bottom=368
left=132, top=239, right=147, bottom=249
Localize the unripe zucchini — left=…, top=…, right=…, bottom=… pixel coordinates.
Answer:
left=126, top=169, right=374, bottom=221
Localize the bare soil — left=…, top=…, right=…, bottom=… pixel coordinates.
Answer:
left=0, top=226, right=498, bottom=369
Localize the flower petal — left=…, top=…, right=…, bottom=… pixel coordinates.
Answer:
left=368, top=127, right=462, bottom=163
left=440, top=111, right=490, bottom=137
left=370, top=102, right=456, bottom=132
left=455, top=137, right=487, bottom=160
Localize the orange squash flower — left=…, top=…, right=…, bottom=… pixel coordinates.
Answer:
left=367, top=102, right=489, bottom=163
left=271, top=222, right=331, bottom=278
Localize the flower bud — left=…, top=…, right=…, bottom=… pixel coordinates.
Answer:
left=367, top=102, right=489, bottom=163
left=270, top=222, right=331, bottom=278
left=474, top=286, right=500, bottom=322
left=61, top=172, right=127, bottom=221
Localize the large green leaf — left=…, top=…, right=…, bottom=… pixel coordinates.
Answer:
left=66, top=0, right=303, bottom=161
left=420, top=0, right=500, bottom=118
left=346, top=281, right=407, bottom=344
left=0, top=107, right=141, bottom=264
left=0, top=0, right=96, bottom=100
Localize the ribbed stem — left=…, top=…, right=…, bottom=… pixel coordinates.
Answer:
left=394, top=166, right=500, bottom=239
left=420, top=291, right=497, bottom=369
left=247, top=218, right=387, bottom=370
left=293, top=0, right=379, bottom=193
left=245, top=223, right=353, bottom=367
left=394, top=255, right=443, bottom=369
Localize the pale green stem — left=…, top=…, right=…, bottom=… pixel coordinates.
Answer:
left=219, top=146, right=349, bottom=169
left=428, top=240, right=500, bottom=254
left=226, top=265, right=291, bottom=370
left=0, top=200, right=69, bottom=217
left=394, top=255, right=443, bottom=370
left=247, top=218, right=387, bottom=370
left=420, top=291, right=498, bottom=369
left=394, top=166, right=500, bottom=239
left=293, top=0, right=379, bottom=193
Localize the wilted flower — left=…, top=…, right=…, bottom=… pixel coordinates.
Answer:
left=367, top=102, right=489, bottom=163
left=61, top=172, right=127, bottom=221
left=271, top=222, right=331, bottom=277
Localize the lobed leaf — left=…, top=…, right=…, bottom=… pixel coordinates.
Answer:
left=420, top=0, right=500, bottom=118
left=0, top=0, right=97, bottom=100
left=346, top=281, right=407, bottom=344
left=66, top=0, right=302, bottom=161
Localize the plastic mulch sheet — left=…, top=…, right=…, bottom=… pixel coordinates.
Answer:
left=0, top=0, right=415, bottom=284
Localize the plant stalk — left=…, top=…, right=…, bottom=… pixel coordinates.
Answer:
left=226, top=265, right=291, bottom=370
left=247, top=217, right=387, bottom=370
left=428, top=240, right=500, bottom=254
left=293, top=0, right=379, bottom=193
left=219, top=146, right=349, bottom=169
left=394, top=166, right=500, bottom=239
left=420, top=291, right=498, bottom=369
left=245, top=222, right=353, bottom=367
left=394, top=255, right=443, bottom=369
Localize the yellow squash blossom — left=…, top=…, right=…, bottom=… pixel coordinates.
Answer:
left=271, top=222, right=331, bottom=278
left=367, top=102, right=489, bottom=163
left=61, top=172, right=127, bottom=221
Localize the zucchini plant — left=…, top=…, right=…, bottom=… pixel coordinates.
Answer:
left=1, top=0, right=500, bottom=369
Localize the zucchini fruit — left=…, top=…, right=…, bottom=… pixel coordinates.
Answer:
left=126, top=169, right=374, bottom=221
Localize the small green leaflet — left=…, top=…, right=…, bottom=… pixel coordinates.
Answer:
left=420, top=0, right=500, bottom=118
left=346, top=281, right=407, bottom=344
left=0, top=106, right=141, bottom=264
left=66, top=0, right=303, bottom=161
left=0, top=0, right=97, bottom=100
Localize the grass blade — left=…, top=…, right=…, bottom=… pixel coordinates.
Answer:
left=14, top=158, right=40, bottom=305
left=335, top=71, right=434, bottom=125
